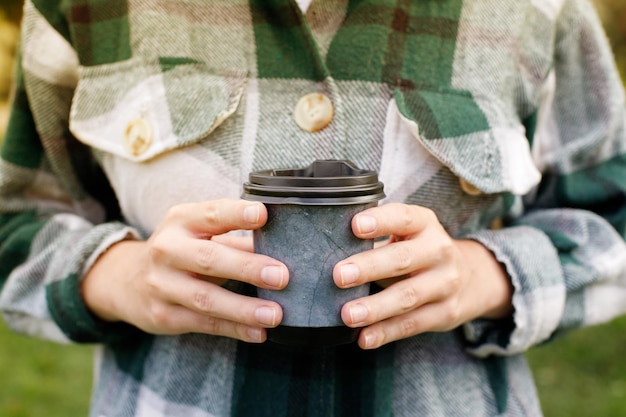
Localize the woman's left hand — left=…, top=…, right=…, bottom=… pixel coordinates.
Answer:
left=333, top=203, right=513, bottom=350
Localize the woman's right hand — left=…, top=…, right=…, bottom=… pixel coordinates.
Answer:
left=81, top=199, right=289, bottom=343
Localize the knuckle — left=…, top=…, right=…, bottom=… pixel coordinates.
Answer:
left=233, top=324, right=248, bottom=342
left=399, top=317, right=419, bottom=339
left=144, top=273, right=162, bottom=296
left=443, top=301, right=462, bottom=325
left=422, top=207, right=438, bottom=223
left=192, top=290, right=215, bottom=313
left=439, top=267, right=462, bottom=298
left=399, top=285, right=420, bottom=311
left=399, top=204, right=416, bottom=228
left=447, top=272, right=462, bottom=293
left=391, top=244, right=413, bottom=274
left=148, top=303, right=170, bottom=328
left=201, top=316, right=222, bottom=335
left=203, top=203, right=221, bottom=225
left=429, top=238, right=454, bottom=266
left=238, top=259, right=256, bottom=283
left=438, top=238, right=456, bottom=259
left=164, top=204, right=189, bottom=222
left=148, top=235, right=169, bottom=261
left=195, top=243, right=217, bottom=271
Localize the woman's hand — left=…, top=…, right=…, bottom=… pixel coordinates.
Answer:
left=334, top=203, right=513, bottom=350
left=81, top=199, right=289, bottom=343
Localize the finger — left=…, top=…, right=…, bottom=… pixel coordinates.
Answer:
left=156, top=273, right=283, bottom=328
left=155, top=235, right=288, bottom=289
left=356, top=302, right=457, bottom=350
left=163, top=199, right=268, bottom=237
left=159, top=306, right=269, bottom=343
left=335, top=235, right=450, bottom=287
left=341, top=270, right=453, bottom=328
left=351, top=203, right=439, bottom=240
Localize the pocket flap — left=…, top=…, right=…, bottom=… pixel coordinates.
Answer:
left=394, top=85, right=541, bottom=195
left=69, top=58, right=247, bottom=162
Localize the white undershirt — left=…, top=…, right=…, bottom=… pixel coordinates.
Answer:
left=295, top=0, right=312, bottom=13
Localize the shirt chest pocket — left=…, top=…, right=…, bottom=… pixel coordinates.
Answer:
left=392, top=84, right=542, bottom=197
left=69, top=57, right=247, bottom=162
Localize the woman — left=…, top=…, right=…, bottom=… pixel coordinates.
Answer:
left=1, top=0, right=625, bottom=415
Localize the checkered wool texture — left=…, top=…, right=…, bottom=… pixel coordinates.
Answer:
left=1, top=0, right=626, bottom=416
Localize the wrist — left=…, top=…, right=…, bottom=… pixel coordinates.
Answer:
left=81, top=240, right=144, bottom=322
left=456, top=239, right=513, bottom=320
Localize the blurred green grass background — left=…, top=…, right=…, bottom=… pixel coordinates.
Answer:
left=0, top=323, right=93, bottom=416
left=1, top=1, right=626, bottom=416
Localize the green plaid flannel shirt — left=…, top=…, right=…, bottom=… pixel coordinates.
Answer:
left=2, top=0, right=626, bottom=416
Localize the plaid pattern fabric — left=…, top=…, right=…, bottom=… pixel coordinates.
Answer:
left=1, top=0, right=626, bottom=416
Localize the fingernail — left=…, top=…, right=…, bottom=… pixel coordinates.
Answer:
left=243, top=204, right=261, bottom=224
left=356, top=215, right=376, bottom=235
left=363, top=331, right=377, bottom=349
left=340, top=264, right=360, bottom=287
left=349, top=303, right=368, bottom=324
left=261, top=265, right=285, bottom=288
left=246, top=327, right=263, bottom=342
left=255, top=306, right=277, bottom=326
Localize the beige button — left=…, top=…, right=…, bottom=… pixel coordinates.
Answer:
left=123, top=118, right=153, bottom=157
left=459, top=178, right=482, bottom=196
left=293, top=93, right=334, bottom=132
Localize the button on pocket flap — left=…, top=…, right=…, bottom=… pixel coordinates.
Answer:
left=69, top=58, right=247, bottom=162
left=394, top=85, right=541, bottom=195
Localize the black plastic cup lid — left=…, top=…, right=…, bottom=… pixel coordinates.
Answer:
left=242, top=160, right=385, bottom=205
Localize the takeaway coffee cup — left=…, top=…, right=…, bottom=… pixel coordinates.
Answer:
left=242, top=160, right=385, bottom=347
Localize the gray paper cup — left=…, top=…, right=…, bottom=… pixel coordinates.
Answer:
left=242, top=160, right=385, bottom=347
